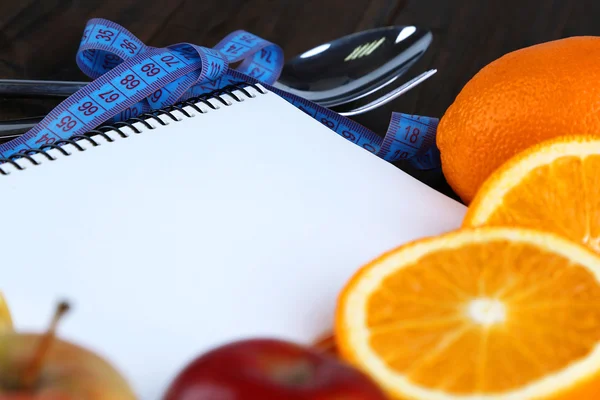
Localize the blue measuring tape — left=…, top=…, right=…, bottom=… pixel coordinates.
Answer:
left=0, top=18, right=440, bottom=170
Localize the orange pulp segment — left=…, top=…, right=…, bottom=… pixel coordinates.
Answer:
left=464, top=135, right=600, bottom=254
left=336, top=227, right=600, bottom=400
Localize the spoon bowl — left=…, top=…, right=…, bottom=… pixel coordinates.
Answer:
left=274, top=25, right=432, bottom=107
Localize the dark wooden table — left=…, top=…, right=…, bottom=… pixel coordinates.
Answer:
left=1, top=0, right=598, bottom=200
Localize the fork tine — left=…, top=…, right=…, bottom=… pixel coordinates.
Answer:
left=338, top=69, right=437, bottom=117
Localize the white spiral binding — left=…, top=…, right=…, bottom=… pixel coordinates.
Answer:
left=0, top=84, right=266, bottom=175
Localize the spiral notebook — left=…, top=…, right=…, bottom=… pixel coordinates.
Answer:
left=1, top=83, right=466, bottom=398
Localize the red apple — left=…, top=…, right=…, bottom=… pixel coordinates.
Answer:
left=163, top=338, right=388, bottom=400
left=0, top=302, right=136, bottom=399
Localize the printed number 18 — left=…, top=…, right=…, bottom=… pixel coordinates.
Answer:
left=404, top=126, right=420, bottom=143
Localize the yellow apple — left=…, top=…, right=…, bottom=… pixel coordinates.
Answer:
left=0, top=302, right=137, bottom=399
left=0, top=292, right=13, bottom=332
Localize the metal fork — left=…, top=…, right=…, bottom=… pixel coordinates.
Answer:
left=0, top=70, right=435, bottom=139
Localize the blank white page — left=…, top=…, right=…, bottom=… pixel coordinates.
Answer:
left=1, top=86, right=466, bottom=398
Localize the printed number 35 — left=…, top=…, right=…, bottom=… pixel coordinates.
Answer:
left=96, top=29, right=114, bottom=41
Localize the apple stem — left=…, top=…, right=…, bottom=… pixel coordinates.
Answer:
left=21, top=301, right=70, bottom=389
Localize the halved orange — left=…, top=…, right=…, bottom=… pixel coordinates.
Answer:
left=336, top=227, right=600, bottom=400
left=464, top=135, right=600, bottom=254
left=0, top=292, right=12, bottom=332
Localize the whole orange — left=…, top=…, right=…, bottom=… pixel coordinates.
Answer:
left=437, top=36, right=600, bottom=204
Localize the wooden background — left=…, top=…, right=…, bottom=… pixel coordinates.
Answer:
left=0, top=0, right=598, bottom=199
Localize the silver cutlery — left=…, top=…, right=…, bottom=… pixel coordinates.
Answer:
left=0, top=25, right=434, bottom=137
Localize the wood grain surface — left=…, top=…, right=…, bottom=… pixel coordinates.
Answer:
left=0, top=0, right=598, bottom=199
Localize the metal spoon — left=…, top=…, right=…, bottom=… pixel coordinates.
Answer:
left=275, top=25, right=432, bottom=108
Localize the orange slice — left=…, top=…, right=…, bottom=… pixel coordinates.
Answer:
left=463, top=135, right=600, bottom=254
left=0, top=292, right=13, bottom=332
left=336, top=227, right=600, bottom=400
